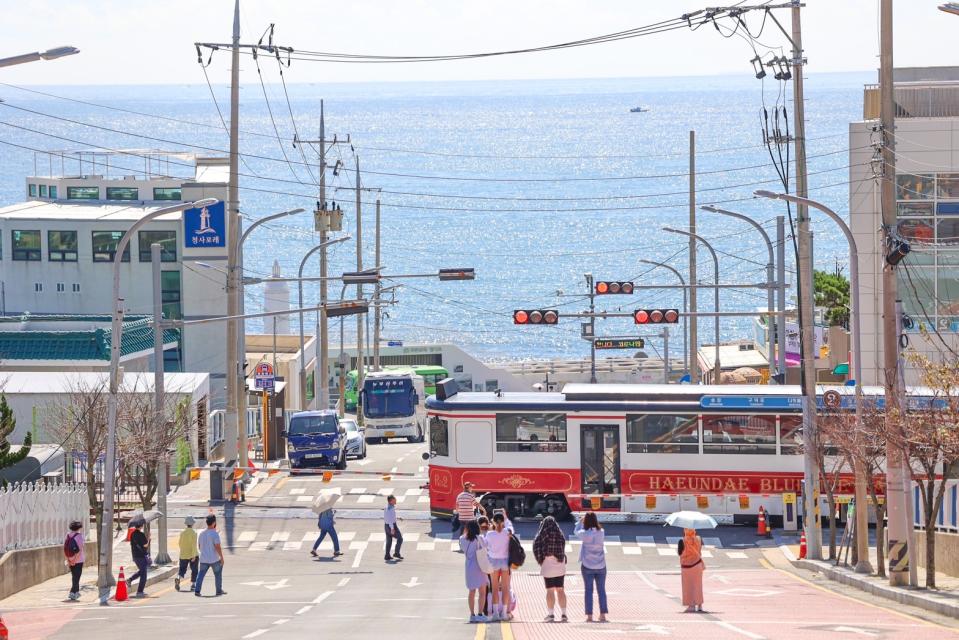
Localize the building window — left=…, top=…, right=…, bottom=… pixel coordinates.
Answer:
left=92, top=231, right=130, bottom=262
left=34, top=282, right=42, bottom=292
left=56, top=283, right=65, bottom=292
left=106, top=187, right=139, bottom=201
left=626, top=414, right=698, bottom=453
left=66, top=186, right=100, bottom=200
left=39, top=184, right=48, bottom=197
left=495, top=413, right=567, bottom=452
left=702, top=414, right=776, bottom=454
left=161, top=270, right=182, bottom=319
left=780, top=416, right=802, bottom=455
left=429, top=416, right=449, bottom=457
left=139, top=230, right=176, bottom=262
left=897, top=174, right=935, bottom=200
left=153, top=187, right=181, bottom=201
left=163, top=345, right=183, bottom=372
left=48, top=230, right=78, bottom=262
left=72, top=283, right=80, bottom=293
left=28, top=184, right=37, bottom=197
left=12, top=230, right=41, bottom=261
left=49, top=185, right=58, bottom=199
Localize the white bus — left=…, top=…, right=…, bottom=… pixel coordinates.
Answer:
left=360, top=370, right=427, bottom=443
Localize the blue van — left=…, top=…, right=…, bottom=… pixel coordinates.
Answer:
left=284, top=410, right=348, bottom=469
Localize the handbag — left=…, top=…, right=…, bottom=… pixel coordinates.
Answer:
left=540, top=555, right=566, bottom=579
left=473, top=539, right=493, bottom=574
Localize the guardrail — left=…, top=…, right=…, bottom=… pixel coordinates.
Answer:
left=0, top=482, right=89, bottom=554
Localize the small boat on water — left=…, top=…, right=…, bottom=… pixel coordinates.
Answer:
left=630, top=106, right=650, bottom=113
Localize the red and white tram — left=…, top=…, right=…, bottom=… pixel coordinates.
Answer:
left=424, top=381, right=895, bottom=522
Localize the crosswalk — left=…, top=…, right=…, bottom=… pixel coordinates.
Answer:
left=200, top=528, right=749, bottom=559
left=283, top=486, right=431, bottom=505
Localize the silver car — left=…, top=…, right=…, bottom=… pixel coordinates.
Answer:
left=342, top=419, right=367, bottom=459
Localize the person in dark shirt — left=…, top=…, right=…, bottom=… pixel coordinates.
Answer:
left=127, top=520, right=151, bottom=598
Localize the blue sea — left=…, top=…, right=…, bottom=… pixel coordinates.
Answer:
left=0, top=72, right=871, bottom=361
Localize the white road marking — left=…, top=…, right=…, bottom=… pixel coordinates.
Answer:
left=353, top=459, right=373, bottom=466
left=657, top=548, right=674, bottom=556
left=301, top=532, right=316, bottom=542
left=418, top=496, right=430, bottom=503
left=348, top=541, right=369, bottom=550
left=622, top=547, right=643, bottom=555
left=349, top=487, right=367, bottom=494
left=403, top=532, right=421, bottom=542
left=238, top=531, right=258, bottom=542
left=368, top=531, right=386, bottom=542
left=295, top=496, right=313, bottom=502
left=402, top=576, right=421, bottom=588
left=416, top=542, right=436, bottom=551
left=272, top=618, right=290, bottom=625
left=390, top=467, right=398, bottom=473
left=404, top=488, right=423, bottom=496
left=701, top=550, right=713, bottom=558
left=666, top=537, right=682, bottom=545
left=357, top=495, right=375, bottom=504
left=338, top=531, right=356, bottom=541
left=352, top=548, right=365, bottom=568
left=270, top=531, right=290, bottom=542
left=242, top=630, right=269, bottom=639
left=337, top=577, right=351, bottom=587
left=831, top=627, right=879, bottom=637
left=289, top=488, right=306, bottom=495
left=395, top=495, right=407, bottom=503
left=726, top=551, right=748, bottom=559
left=604, top=535, right=622, bottom=546
left=283, top=541, right=303, bottom=551
left=716, top=621, right=765, bottom=639
left=378, top=487, right=394, bottom=495
left=249, top=542, right=269, bottom=552
left=295, top=606, right=312, bottom=615
left=313, top=591, right=335, bottom=604
left=702, top=537, right=723, bottom=548
left=636, top=536, right=656, bottom=547
left=633, top=624, right=671, bottom=635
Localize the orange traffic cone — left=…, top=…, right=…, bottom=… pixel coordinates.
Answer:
left=757, top=506, right=768, bottom=536
left=799, top=530, right=807, bottom=559
left=114, top=566, right=128, bottom=602
left=230, top=481, right=239, bottom=502
left=0, top=615, right=9, bottom=640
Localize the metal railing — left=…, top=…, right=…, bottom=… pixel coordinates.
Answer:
left=864, top=82, right=959, bottom=119
left=0, top=482, right=89, bottom=554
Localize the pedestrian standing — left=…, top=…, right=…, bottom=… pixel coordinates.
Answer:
left=477, top=516, right=492, bottom=617
left=678, top=528, right=705, bottom=613
left=484, top=512, right=512, bottom=621
left=384, top=495, right=404, bottom=561
left=175, top=516, right=199, bottom=592
left=126, top=520, right=150, bottom=598
left=455, top=482, right=485, bottom=538
left=533, top=516, right=568, bottom=622
left=460, top=520, right=489, bottom=623
left=195, top=514, right=226, bottom=597
left=574, top=512, right=608, bottom=623
left=63, top=520, right=85, bottom=601
left=311, top=508, right=343, bottom=558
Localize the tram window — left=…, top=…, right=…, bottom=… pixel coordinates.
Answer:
left=702, top=414, right=776, bottom=454
left=495, top=413, right=567, bottom=452
left=626, top=414, right=698, bottom=453
left=780, top=416, right=803, bottom=455
left=430, top=416, right=449, bottom=457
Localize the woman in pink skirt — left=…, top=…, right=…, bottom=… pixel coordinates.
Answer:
left=677, top=528, right=704, bottom=612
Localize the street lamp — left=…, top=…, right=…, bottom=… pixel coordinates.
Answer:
left=663, top=227, right=722, bottom=382
left=754, top=189, right=871, bottom=573
left=701, top=205, right=778, bottom=381
left=0, top=46, right=79, bottom=68
left=638, top=259, right=689, bottom=376
left=98, top=197, right=218, bottom=604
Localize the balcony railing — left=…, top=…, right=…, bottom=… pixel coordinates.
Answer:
left=864, top=82, right=959, bottom=119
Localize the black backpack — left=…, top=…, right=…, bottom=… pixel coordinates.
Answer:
left=508, top=534, right=525, bottom=568
left=64, top=533, right=80, bottom=556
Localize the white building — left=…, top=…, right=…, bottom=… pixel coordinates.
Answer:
left=0, top=154, right=229, bottom=401
left=850, top=67, right=959, bottom=385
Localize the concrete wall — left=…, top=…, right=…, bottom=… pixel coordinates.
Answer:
left=0, top=540, right=96, bottom=600
left=915, top=529, right=959, bottom=577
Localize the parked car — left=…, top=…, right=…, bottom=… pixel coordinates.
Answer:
left=283, top=410, right=347, bottom=469
left=341, top=418, right=367, bottom=459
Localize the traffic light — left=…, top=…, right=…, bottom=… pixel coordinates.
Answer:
left=633, top=308, right=680, bottom=324
left=513, top=309, right=559, bottom=325
left=595, top=281, right=634, bottom=295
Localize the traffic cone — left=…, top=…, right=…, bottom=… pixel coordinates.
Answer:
left=239, top=481, right=246, bottom=503
left=230, top=481, right=239, bottom=502
left=799, top=530, right=807, bottom=559
left=0, top=615, right=9, bottom=640
left=757, top=506, right=768, bottom=536
left=114, top=566, right=129, bottom=602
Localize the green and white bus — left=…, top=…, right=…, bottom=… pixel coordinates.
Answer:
left=343, top=365, right=449, bottom=412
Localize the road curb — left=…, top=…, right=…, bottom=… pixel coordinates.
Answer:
left=142, top=564, right=178, bottom=589
left=792, top=557, right=959, bottom=619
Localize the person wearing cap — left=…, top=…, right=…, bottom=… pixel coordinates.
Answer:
left=63, top=520, right=85, bottom=601
left=175, top=515, right=199, bottom=592
left=126, top=519, right=150, bottom=598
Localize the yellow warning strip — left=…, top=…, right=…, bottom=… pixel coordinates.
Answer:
left=474, top=622, right=486, bottom=640
left=501, top=620, right=514, bottom=640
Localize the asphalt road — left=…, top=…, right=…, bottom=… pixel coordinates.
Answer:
left=2, top=439, right=958, bottom=640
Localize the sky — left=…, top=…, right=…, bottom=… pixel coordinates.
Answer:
left=0, top=1, right=955, bottom=85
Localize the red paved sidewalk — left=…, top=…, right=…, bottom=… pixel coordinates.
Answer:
left=506, top=567, right=955, bottom=639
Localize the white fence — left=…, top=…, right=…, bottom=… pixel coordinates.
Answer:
left=0, top=482, right=89, bottom=554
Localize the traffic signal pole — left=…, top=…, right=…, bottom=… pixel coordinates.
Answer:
left=586, top=274, right=597, bottom=383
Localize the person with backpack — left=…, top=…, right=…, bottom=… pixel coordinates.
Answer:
left=63, top=521, right=85, bottom=601
left=311, top=508, right=343, bottom=558
left=126, top=519, right=150, bottom=598
left=459, top=520, right=489, bottom=623
left=533, top=516, right=568, bottom=622
left=574, top=512, right=608, bottom=622
left=175, top=516, right=199, bottom=592
left=484, top=512, right=512, bottom=621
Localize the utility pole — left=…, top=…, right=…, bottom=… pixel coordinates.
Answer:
left=151, top=244, right=171, bottom=566
left=374, top=199, right=382, bottom=371
left=688, top=131, right=699, bottom=383
left=776, top=216, right=787, bottom=377
left=789, top=1, right=822, bottom=560
left=355, top=157, right=365, bottom=424
left=879, top=0, right=911, bottom=587
left=586, top=274, right=597, bottom=383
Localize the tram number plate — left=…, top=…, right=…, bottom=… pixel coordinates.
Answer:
left=385, top=431, right=395, bottom=438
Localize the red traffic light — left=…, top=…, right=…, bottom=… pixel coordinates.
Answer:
left=596, top=280, right=634, bottom=295
left=514, top=309, right=559, bottom=325
left=633, top=308, right=680, bottom=324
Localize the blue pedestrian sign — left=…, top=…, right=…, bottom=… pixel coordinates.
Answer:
left=387, top=340, right=404, bottom=347
left=184, top=201, right=226, bottom=248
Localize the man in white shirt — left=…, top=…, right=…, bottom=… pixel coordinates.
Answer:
left=194, top=514, right=226, bottom=597
left=384, top=495, right=404, bottom=561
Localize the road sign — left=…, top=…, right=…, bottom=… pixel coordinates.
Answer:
left=254, top=362, right=275, bottom=391
left=700, top=395, right=803, bottom=410
left=387, top=340, right=404, bottom=347
left=823, top=389, right=842, bottom=409
left=594, top=338, right=645, bottom=350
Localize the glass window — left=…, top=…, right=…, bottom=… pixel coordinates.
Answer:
left=47, top=230, right=78, bottom=262
left=28, top=184, right=37, bottom=197
left=39, top=184, right=47, bottom=197
left=161, top=270, right=181, bottom=319
left=898, top=267, right=936, bottom=332
left=780, top=416, right=802, bottom=455
left=49, top=185, right=57, bottom=199
left=138, top=230, right=176, bottom=262
left=938, top=217, right=959, bottom=244
left=938, top=174, right=959, bottom=199
left=702, top=414, right=776, bottom=454
left=67, top=186, right=100, bottom=200
left=897, top=218, right=935, bottom=243
left=626, top=414, right=698, bottom=453
left=106, top=187, right=139, bottom=201
left=897, top=174, right=934, bottom=200
left=92, top=231, right=130, bottom=262
left=937, top=267, right=959, bottom=332
left=153, top=187, right=181, bottom=201
left=898, top=202, right=934, bottom=217
left=11, top=230, right=41, bottom=261
left=495, top=413, right=567, bottom=452
left=938, top=202, right=959, bottom=215
left=429, top=416, right=449, bottom=457
left=287, top=414, right=338, bottom=436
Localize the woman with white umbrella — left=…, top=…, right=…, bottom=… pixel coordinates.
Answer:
left=666, top=511, right=715, bottom=613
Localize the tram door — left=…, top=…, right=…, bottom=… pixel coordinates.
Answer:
left=580, top=424, right=621, bottom=510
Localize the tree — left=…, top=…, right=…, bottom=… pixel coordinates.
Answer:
left=814, top=269, right=850, bottom=328
left=0, top=394, right=31, bottom=472
left=809, top=412, right=849, bottom=559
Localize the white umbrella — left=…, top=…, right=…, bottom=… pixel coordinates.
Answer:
left=311, top=491, right=341, bottom=514
left=665, top=511, right=718, bottom=530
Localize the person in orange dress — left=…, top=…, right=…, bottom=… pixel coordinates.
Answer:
left=678, top=528, right=705, bottom=613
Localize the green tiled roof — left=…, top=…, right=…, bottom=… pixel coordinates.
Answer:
left=0, top=315, right=179, bottom=361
